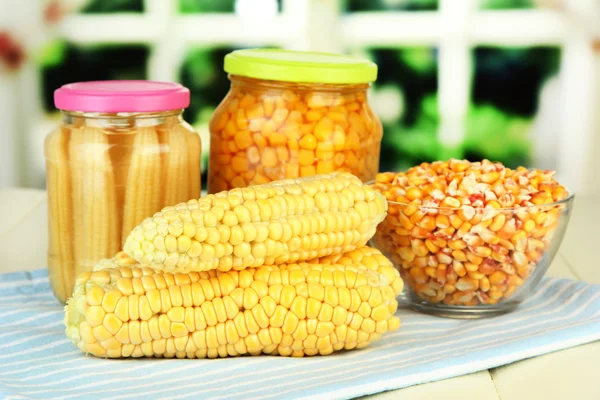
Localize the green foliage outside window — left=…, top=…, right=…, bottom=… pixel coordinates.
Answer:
left=345, top=0, right=438, bottom=12
left=40, top=44, right=149, bottom=112
left=179, top=0, right=237, bottom=13
left=479, top=0, right=536, bottom=9
left=178, top=0, right=282, bottom=14
left=82, top=0, right=143, bottom=13
left=179, top=47, right=236, bottom=124
left=39, top=0, right=561, bottom=177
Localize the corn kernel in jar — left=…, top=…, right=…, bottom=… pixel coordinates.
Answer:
left=208, top=49, right=383, bottom=193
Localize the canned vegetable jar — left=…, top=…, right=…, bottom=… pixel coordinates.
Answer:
left=208, top=49, right=382, bottom=193
left=46, top=80, right=202, bottom=302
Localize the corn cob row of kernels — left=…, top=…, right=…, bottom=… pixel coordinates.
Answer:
left=123, top=172, right=388, bottom=273
left=65, top=247, right=402, bottom=358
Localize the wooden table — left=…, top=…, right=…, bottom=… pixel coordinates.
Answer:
left=1, top=189, right=598, bottom=400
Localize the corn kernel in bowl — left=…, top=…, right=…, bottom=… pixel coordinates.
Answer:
left=369, top=159, right=573, bottom=318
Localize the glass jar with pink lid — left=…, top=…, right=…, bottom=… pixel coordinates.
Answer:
left=46, top=80, right=201, bottom=302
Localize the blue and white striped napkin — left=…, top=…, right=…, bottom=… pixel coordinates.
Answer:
left=1, top=269, right=599, bottom=400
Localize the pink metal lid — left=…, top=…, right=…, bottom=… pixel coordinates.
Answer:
left=54, top=80, right=190, bottom=112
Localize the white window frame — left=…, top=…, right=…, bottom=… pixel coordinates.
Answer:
left=1, top=0, right=598, bottom=195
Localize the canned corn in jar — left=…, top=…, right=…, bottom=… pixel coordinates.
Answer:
left=46, top=81, right=202, bottom=303
left=208, top=49, right=382, bottom=193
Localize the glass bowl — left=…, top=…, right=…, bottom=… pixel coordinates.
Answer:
left=369, top=190, right=575, bottom=318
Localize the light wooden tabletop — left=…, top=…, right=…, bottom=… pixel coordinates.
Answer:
left=0, top=189, right=598, bottom=400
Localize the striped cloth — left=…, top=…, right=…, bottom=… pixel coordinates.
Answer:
left=1, top=269, right=599, bottom=400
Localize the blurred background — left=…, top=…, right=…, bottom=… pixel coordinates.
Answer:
left=0, top=0, right=599, bottom=194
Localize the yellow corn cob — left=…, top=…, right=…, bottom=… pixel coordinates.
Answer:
left=121, top=126, right=162, bottom=240
left=158, top=125, right=190, bottom=207
left=123, top=172, right=388, bottom=273
left=45, top=127, right=75, bottom=303
left=64, top=247, right=403, bottom=358
left=185, top=126, right=202, bottom=199
left=69, top=127, right=120, bottom=273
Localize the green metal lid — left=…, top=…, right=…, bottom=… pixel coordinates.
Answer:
left=223, top=49, right=378, bottom=84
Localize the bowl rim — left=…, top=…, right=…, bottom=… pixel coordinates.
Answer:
left=366, top=180, right=575, bottom=212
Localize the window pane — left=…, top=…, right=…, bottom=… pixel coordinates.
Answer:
left=41, top=44, right=149, bottom=112
left=180, top=47, right=235, bottom=124
left=179, top=0, right=282, bottom=14
left=179, top=46, right=242, bottom=183
left=81, top=0, right=144, bottom=13
left=361, top=48, right=439, bottom=172
left=467, top=46, right=561, bottom=168
left=345, top=0, right=438, bottom=12
left=478, top=0, right=535, bottom=10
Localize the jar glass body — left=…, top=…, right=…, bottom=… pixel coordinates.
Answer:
left=208, top=76, right=382, bottom=193
left=44, top=110, right=201, bottom=302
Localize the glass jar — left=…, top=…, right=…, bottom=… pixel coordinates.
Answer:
left=208, top=49, right=382, bottom=193
left=46, top=81, right=201, bottom=302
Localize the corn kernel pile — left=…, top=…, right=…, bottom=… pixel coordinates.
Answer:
left=208, top=78, right=382, bottom=193
left=370, top=159, right=569, bottom=307
left=65, top=173, right=404, bottom=358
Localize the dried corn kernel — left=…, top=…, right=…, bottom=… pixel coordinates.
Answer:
left=370, top=159, right=569, bottom=308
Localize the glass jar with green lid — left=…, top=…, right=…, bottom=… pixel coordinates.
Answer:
left=208, top=49, right=382, bottom=193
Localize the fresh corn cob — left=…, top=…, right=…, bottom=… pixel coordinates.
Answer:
left=69, top=127, right=120, bottom=272
left=123, top=172, right=388, bottom=273
left=65, top=247, right=403, bottom=358
left=121, top=126, right=162, bottom=240
left=159, top=124, right=190, bottom=207
left=46, top=127, right=75, bottom=303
